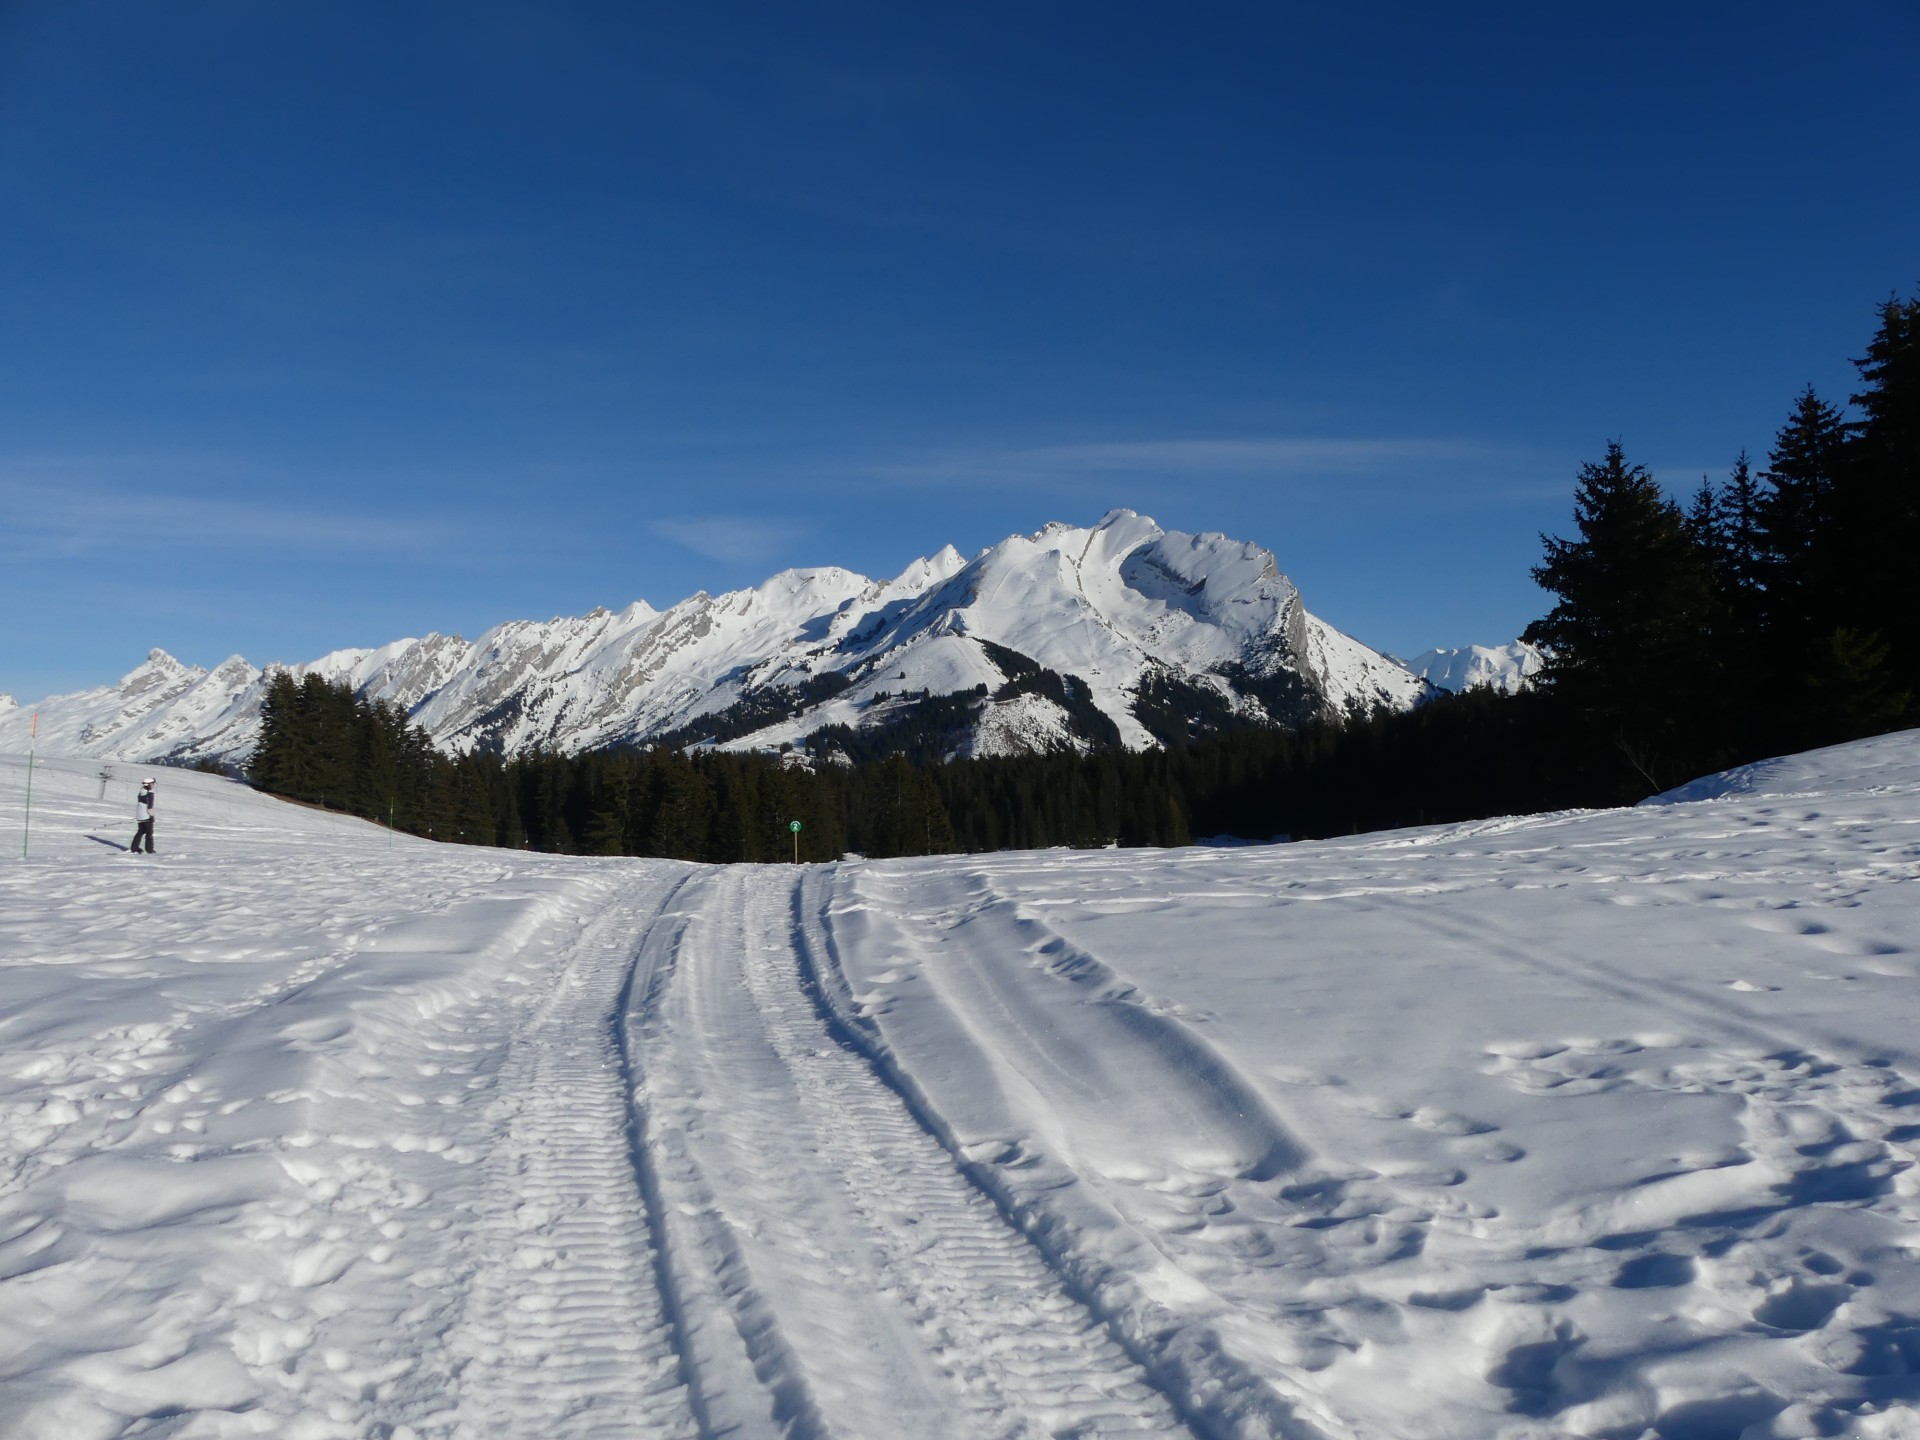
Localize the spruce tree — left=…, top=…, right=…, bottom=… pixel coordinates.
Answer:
left=1524, top=441, right=1716, bottom=791
left=582, top=775, right=630, bottom=855
left=1840, top=289, right=1920, bottom=676
left=647, top=752, right=712, bottom=859
left=1755, top=387, right=1849, bottom=646
left=248, top=669, right=303, bottom=797
left=1685, top=475, right=1722, bottom=556
left=1708, top=451, right=1770, bottom=746
left=1722, top=452, right=1764, bottom=604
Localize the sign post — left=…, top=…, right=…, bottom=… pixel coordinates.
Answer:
left=789, top=818, right=802, bottom=864
left=21, top=712, right=38, bottom=860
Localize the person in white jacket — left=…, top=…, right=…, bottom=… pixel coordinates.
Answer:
left=130, top=778, right=156, bottom=854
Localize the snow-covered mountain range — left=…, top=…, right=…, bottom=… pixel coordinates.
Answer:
left=0, top=511, right=1529, bottom=766
left=1403, top=640, right=1542, bottom=696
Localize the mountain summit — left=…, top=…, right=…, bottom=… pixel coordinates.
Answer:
left=3, top=511, right=1440, bottom=765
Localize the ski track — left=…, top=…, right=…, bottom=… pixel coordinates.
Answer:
left=820, top=815, right=1920, bottom=1440
left=449, top=870, right=699, bottom=1440
left=820, top=867, right=1354, bottom=1440
left=631, top=864, right=1192, bottom=1440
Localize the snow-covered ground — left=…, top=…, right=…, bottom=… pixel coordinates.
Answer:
left=2, top=735, right=1918, bottom=1439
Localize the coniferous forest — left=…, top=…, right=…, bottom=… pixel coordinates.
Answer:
left=245, top=291, right=1918, bottom=861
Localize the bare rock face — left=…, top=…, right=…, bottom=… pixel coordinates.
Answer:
left=1, top=511, right=1431, bottom=766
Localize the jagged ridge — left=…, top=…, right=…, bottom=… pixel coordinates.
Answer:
left=2, top=510, right=1456, bottom=766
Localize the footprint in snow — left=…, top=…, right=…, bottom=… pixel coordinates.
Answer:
left=1264, top=1065, right=1337, bottom=1087
left=1409, top=1106, right=1498, bottom=1136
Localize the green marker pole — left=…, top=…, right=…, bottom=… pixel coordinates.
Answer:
left=790, top=818, right=801, bottom=864
left=21, top=711, right=38, bottom=860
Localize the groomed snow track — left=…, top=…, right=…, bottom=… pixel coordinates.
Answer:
left=455, top=864, right=1198, bottom=1440
left=451, top=872, right=701, bottom=1438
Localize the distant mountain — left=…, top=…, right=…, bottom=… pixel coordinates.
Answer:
left=1405, top=641, right=1542, bottom=696
left=1, top=510, right=1437, bottom=766
left=1, top=650, right=264, bottom=766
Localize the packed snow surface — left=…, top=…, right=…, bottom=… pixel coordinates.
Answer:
left=2, top=733, right=1919, bottom=1438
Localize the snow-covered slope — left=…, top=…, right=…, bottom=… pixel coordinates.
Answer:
left=0, top=511, right=1430, bottom=765
left=1407, top=639, right=1543, bottom=695
left=0, top=649, right=265, bottom=763
left=5, top=731, right=1918, bottom=1438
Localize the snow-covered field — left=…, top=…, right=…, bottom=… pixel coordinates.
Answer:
left=2, top=735, right=1919, bottom=1439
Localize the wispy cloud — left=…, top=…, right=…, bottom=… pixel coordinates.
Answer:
left=0, top=453, right=480, bottom=560
left=871, top=435, right=1524, bottom=488
left=1647, top=460, right=1738, bottom=492
left=651, top=516, right=807, bottom=565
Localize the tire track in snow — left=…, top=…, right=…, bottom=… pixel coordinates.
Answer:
left=450, top=869, right=700, bottom=1440
left=630, top=864, right=1191, bottom=1440
left=808, top=864, right=1352, bottom=1440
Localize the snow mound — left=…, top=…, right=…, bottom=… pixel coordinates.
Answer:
left=1645, top=728, right=1920, bottom=806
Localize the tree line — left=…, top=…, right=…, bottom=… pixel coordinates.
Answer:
left=1522, top=288, right=1917, bottom=797
left=248, top=668, right=952, bottom=860
left=246, top=288, right=1916, bottom=857
left=247, top=661, right=1554, bottom=856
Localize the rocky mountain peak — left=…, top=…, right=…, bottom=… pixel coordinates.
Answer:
left=1, top=514, right=1436, bottom=767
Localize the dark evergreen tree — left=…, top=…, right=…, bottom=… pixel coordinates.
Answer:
left=854, top=755, right=956, bottom=857
left=1523, top=441, right=1717, bottom=789
left=582, top=774, right=630, bottom=855
left=1839, top=289, right=1920, bottom=678
left=647, top=751, right=713, bottom=859
left=1755, top=387, right=1849, bottom=649
left=1685, top=475, right=1721, bottom=555
left=248, top=669, right=304, bottom=797
left=1714, top=451, right=1773, bottom=750
left=1722, top=451, right=1764, bottom=603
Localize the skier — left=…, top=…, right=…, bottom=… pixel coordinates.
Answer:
left=130, top=778, right=156, bottom=854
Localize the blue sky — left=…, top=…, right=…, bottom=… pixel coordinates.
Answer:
left=3, top=1, right=1916, bottom=699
